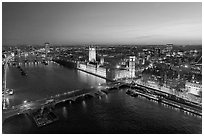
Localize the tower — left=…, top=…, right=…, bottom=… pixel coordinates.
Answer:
left=89, top=46, right=96, bottom=62
left=129, top=56, right=136, bottom=78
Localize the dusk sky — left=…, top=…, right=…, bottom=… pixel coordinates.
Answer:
left=2, top=2, right=202, bottom=46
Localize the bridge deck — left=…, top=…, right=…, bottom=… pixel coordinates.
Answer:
left=2, top=88, right=100, bottom=123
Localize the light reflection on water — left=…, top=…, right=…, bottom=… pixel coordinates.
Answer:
left=104, top=94, right=109, bottom=103
left=3, top=88, right=202, bottom=134
left=6, top=61, right=106, bottom=106
left=77, top=70, right=106, bottom=87
left=82, top=100, right=86, bottom=108
left=3, top=61, right=202, bottom=134
left=62, top=106, right=68, bottom=119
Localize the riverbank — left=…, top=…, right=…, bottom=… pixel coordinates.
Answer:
left=123, top=86, right=201, bottom=117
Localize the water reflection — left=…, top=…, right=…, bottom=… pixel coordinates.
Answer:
left=6, top=61, right=106, bottom=106
left=3, top=87, right=202, bottom=134
left=82, top=100, right=86, bottom=108
left=62, top=106, right=68, bottom=119
left=77, top=70, right=106, bottom=87
left=104, top=94, right=109, bottom=103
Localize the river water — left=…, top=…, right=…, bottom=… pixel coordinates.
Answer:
left=2, top=61, right=202, bottom=134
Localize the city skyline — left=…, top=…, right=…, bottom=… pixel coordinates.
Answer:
left=2, top=2, right=202, bottom=46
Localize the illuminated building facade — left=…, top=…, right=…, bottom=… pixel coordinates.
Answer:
left=77, top=46, right=106, bottom=79
left=89, top=46, right=96, bottom=62
left=166, top=43, right=173, bottom=52
left=185, top=82, right=202, bottom=96
left=77, top=62, right=107, bottom=78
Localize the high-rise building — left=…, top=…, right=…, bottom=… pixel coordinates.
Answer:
left=89, top=46, right=96, bottom=62
left=129, top=56, right=136, bottom=78
left=45, top=42, right=50, bottom=55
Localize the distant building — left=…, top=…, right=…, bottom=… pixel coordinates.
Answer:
left=89, top=46, right=96, bottom=62
left=155, top=48, right=161, bottom=57
left=166, top=43, right=173, bottom=56
left=166, top=43, right=173, bottom=52
left=45, top=42, right=50, bottom=55
left=15, top=49, right=21, bottom=56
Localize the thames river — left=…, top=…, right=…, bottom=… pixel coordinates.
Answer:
left=3, top=61, right=202, bottom=134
